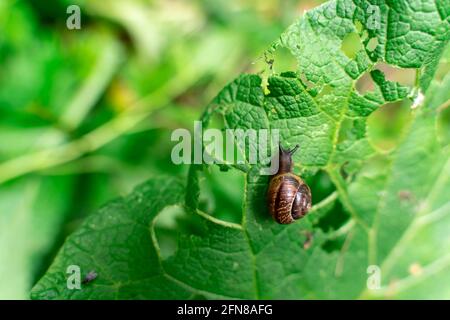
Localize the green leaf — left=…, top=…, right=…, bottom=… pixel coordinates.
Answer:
left=31, top=177, right=193, bottom=299
left=32, top=0, right=450, bottom=299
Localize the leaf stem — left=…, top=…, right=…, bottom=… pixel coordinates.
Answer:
left=195, top=209, right=243, bottom=230
left=327, top=167, right=370, bottom=232
left=326, top=218, right=355, bottom=239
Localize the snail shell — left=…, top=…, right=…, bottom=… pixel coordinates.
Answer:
left=267, top=145, right=312, bottom=224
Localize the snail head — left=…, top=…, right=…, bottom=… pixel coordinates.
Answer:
left=278, top=144, right=299, bottom=174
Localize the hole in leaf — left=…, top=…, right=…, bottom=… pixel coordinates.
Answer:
left=208, top=111, right=226, bottom=130
left=321, top=233, right=346, bottom=253
left=198, top=166, right=244, bottom=224
left=336, top=118, right=354, bottom=143
left=299, top=72, right=316, bottom=92
left=202, top=112, right=243, bottom=165
left=273, top=46, right=298, bottom=74
left=337, top=118, right=367, bottom=143
left=366, top=37, right=378, bottom=52
left=155, top=206, right=211, bottom=261
left=339, top=161, right=364, bottom=180
left=153, top=206, right=186, bottom=260
left=303, top=169, right=336, bottom=205
left=360, top=29, right=369, bottom=42
left=355, top=20, right=364, bottom=33
left=367, top=100, right=413, bottom=151
left=316, top=200, right=350, bottom=235
left=373, top=62, right=417, bottom=87
left=341, top=32, right=363, bottom=59
left=301, top=169, right=342, bottom=228
left=316, top=84, right=333, bottom=99
left=356, top=71, right=377, bottom=95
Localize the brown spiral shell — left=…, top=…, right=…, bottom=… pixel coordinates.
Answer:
left=267, top=145, right=312, bottom=224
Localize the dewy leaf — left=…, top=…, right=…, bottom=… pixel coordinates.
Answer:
left=32, top=0, right=450, bottom=299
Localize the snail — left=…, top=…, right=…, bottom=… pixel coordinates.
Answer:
left=267, top=144, right=312, bottom=224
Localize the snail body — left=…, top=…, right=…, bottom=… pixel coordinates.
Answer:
left=267, top=145, right=312, bottom=224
